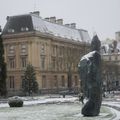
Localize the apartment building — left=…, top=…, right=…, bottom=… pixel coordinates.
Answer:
left=2, top=11, right=91, bottom=95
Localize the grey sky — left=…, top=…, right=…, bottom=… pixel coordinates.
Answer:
left=0, top=0, right=120, bottom=40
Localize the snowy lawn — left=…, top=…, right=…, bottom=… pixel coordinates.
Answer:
left=0, top=94, right=119, bottom=120
left=0, top=103, right=115, bottom=120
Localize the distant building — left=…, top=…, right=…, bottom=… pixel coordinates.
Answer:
left=101, top=33, right=120, bottom=91
left=115, top=31, right=120, bottom=50
left=102, top=53, right=120, bottom=91
left=115, top=31, right=120, bottom=41
left=2, top=11, right=91, bottom=96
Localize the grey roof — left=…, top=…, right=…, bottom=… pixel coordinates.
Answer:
left=2, top=13, right=91, bottom=42
left=3, top=15, right=33, bottom=33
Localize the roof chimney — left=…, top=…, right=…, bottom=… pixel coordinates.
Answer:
left=31, top=11, right=40, bottom=16
left=45, top=17, right=50, bottom=21
left=65, top=24, right=70, bottom=27
left=6, top=16, right=10, bottom=21
left=50, top=17, right=56, bottom=23
left=56, top=19, right=63, bottom=25
left=0, top=26, right=2, bottom=32
left=71, top=23, right=76, bottom=29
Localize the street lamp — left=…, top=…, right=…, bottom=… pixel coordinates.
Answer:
left=68, top=64, right=72, bottom=91
left=103, top=81, right=106, bottom=97
left=0, top=26, right=2, bottom=32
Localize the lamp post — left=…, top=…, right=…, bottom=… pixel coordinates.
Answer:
left=0, top=26, right=2, bottom=32
left=103, top=81, right=106, bottom=97
left=68, top=64, right=72, bottom=91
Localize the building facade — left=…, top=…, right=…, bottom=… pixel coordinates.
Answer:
left=102, top=53, right=120, bottom=91
left=2, top=11, right=91, bottom=95
left=115, top=31, right=120, bottom=41
left=101, top=35, right=120, bottom=91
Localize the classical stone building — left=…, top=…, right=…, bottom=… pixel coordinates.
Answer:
left=2, top=11, right=91, bottom=95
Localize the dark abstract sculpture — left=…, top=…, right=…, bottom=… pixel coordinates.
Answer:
left=78, top=35, right=102, bottom=116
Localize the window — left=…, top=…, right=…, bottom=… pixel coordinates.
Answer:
left=41, top=56, right=45, bottom=70
left=61, top=76, right=65, bottom=87
left=116, top=81, right=119, bottom=86
left=21, top=76, right=24, bottom=88
left=52, top=57, right=56, bottom=70
left=41, top=44, right=45, bottom=55
left=54, top=75, right=58, bottom=87
left=59, top=46, right=63, bottom=56
left=52, top=45, right=55, bottom=55
left=8, top=45, right=15, bottom=55
left=8, top=29, right=14, bottom=33
left=42, top=75, right=47, bottom=88
left=59, top=58, right=62, bottom=71
left=9, top=76, right=15, bottom=89
left=21, top=57, right=27, bottom=68
left=20, top=44, right=27, bottom=68
left=75, top=76, right=78, bottom=86
left=21, top=27, right=29, bottom=32
left=8, top=57, right=15, bottom=69
left=21, top=44, right=27, bottom=54
left=52, top=45, right=57, bottom=56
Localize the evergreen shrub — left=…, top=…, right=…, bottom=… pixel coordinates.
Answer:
left=8, top=96, right=23, bottom=107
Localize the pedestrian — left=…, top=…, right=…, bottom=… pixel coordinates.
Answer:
left=79, top=93, right=84, bottom=104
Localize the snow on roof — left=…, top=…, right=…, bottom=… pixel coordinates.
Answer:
left=32, top=14, right=91, bottom=42
left=31, top=14, right=91, bottom=42
left=44, top=20, right=81, bottom=41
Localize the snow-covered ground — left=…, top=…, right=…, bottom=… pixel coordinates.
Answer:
left=102, top=91, right=120, bottom=120
left=0, top=103, right=114, bottom=120
left=0, top=93, right=120, bottom=120
left=0, top=95, right=77, bottom=107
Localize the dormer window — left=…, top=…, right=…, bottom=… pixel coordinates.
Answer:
left=21, top=27, right=29, bottom=32
left=8, top=29, right=14, bottom=33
